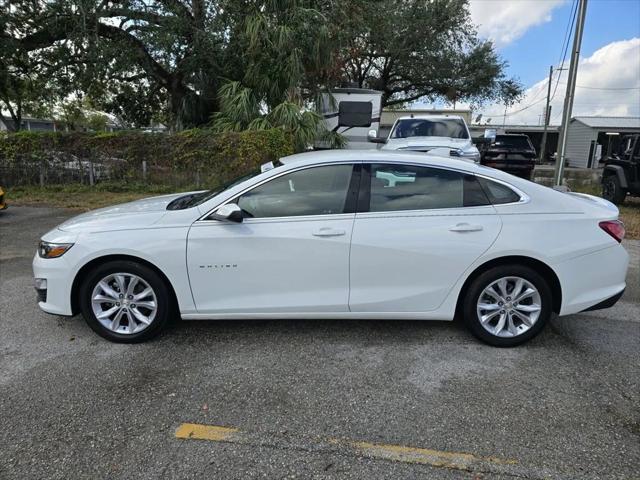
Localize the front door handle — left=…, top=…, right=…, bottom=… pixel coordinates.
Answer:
left=312, top=227, right=346, bottom=237
left=449, top=223, right=483, bottom=232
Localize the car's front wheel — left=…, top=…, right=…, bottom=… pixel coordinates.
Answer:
left=79, top=260, right=172, bottom=343
left=463, top=265, right=552, bottom=347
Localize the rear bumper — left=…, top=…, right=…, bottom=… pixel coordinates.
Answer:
left=555, top=244, right=629, bottom=316
left=581, top=288, right=625, bottom=312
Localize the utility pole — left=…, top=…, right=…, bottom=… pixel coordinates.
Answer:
left=554, top=0, right=588, bottom=186
left=539, top=65, right=553, bottom=162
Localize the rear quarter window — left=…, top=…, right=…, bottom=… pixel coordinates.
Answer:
left=494, top=136, right=534, bottom=150
left=477, top=177, right=521, bottom=204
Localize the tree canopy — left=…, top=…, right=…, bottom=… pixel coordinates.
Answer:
left=1, top=0, right=522, bottom=132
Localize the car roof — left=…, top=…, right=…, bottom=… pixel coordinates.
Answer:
left=280, top=149, right=483, bottom=173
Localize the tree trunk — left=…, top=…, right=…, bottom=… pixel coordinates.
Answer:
left=0, top=98, right=22, bottom=131
left=167, top=77, right=218, bottom=130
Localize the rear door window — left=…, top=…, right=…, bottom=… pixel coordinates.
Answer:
left=359, top=163, right=490, bottom=212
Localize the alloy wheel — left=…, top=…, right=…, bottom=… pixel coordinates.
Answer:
left=91, top=273, right=157, bottom=335
left=476, top=276, right=542, bottom=338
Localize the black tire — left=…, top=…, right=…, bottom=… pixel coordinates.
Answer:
left=602, top=175, right=626, bottom=205
left=79, top=260, right=173, bottom=343
left=462, top=265, right=553, bottom=347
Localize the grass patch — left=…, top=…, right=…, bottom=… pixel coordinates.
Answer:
left=619, top=201, right=640, bottom=240
left=6, top=183, right=199, bottom=210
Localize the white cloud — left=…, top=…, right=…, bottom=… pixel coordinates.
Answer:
left=469, top=0, right=566, bottom=47
left=478, top=38, right=640, bottom=125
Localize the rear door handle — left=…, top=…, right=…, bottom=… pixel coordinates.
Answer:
left=312, top=228, right=346, bottom=237
left=449, top=223, right=483, bottom=232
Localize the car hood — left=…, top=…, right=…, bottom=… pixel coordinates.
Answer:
left=382, top=137, right=472, bottom=151
left=57, top=191, right=196, bottom=233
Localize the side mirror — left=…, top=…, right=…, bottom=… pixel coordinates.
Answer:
left=483, top=128, right=497, bottom=142
left=367, top=129, right=387, bottom=144
left=211, top=203, right=243, bottom=222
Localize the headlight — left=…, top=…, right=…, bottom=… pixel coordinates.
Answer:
left=38, top=241, right=74, bottom=258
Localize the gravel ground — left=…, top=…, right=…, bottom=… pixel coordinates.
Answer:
left=0, top=206, right=638, bottom=480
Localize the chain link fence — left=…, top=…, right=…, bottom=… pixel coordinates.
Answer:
left=0, top=129, right=295, bottom=191
left=1, top=152, right=217, bottom=190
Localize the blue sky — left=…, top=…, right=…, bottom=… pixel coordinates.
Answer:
left=442, top=0, right=640, bottom=124
left=501, top=0, right=640, bottom=87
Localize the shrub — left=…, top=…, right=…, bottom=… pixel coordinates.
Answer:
left=0, top=128, right=294, bottom=188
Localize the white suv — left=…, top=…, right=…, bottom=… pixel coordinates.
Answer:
left=372, top=114, right=480, bottom=162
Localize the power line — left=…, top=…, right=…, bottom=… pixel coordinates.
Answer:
left=486, top=0, right=579, bottom=120
left=555, top=0, right=588, bottom=185
left=557, top=0, right=579, bottom=68
left=558, top=83, right=640, bottom=90
left=549, top=0, right=579, bottom=102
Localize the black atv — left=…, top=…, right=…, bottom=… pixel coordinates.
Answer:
left=602, top=134, right=640, bottom=205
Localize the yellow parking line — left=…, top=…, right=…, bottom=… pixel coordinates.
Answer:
left=175, top=423, right=518, bottom=473
left=329, top=438, right=517, bottom=470
left=175, top=423, right=238, bottom=442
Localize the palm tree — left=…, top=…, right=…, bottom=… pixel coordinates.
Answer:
left=211, top=1, right=345, bottom=151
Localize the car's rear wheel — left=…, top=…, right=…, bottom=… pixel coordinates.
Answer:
left=79, top=260, right=172, bottom=343
left=463, top=265, right=552, bottom=347
left=602, top=175, right=626, bottom=205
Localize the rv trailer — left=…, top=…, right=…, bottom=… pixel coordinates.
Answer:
left=318, top=88, right=383, bottom=150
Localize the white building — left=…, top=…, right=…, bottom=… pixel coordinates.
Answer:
left=565, top=116, right=640, bottom=168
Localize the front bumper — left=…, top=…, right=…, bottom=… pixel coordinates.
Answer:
left=32, top=252, right=75, bottom=316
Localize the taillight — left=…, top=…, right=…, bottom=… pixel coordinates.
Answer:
left=599, top=220, right=625, bottom=243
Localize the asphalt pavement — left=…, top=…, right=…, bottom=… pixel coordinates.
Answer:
left=1, top=206, right=638, bottom=480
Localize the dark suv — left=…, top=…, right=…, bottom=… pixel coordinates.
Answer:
left=479, top=134, right=537, bottom=180
left=602, top=134, right=640, bottom=205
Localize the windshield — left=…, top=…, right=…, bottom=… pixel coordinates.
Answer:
left=166, top=162, right=282, bottom=210
left=494, top=136, right=533, bottom=150
left=390, top=118, right=469, bottom=139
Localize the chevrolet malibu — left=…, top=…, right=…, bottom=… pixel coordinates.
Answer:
left=33, top=150, right=629, bottom=346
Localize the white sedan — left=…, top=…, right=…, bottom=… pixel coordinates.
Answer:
left=33, top=150, right=629, bottom=346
